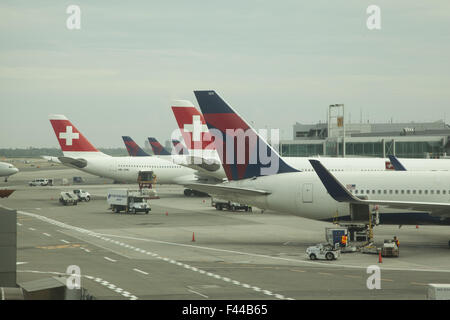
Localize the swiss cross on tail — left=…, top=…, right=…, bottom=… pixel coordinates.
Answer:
left=49, top=114, right=98, bottom=152
left=171, top=102, right=214, bottom=151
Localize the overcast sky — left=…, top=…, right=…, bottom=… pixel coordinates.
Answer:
left=1, top=1, right=449, bottom=148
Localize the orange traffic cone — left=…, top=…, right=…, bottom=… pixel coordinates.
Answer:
left=165, top=211, right=168, bottom=216
left=378, top=251, right=383, bottom=263
left=192, top=232, right=195, bottom=242
left=416, top=225, right=419, bottom=229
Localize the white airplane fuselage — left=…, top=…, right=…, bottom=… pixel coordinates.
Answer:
left=0, top=162, right=19, bottom=179
left=217, top=170, right=450, bottom=222
left=68, top=155, right=196, bottom=184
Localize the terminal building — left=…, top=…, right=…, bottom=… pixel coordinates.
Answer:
left=280, top=119, right=450, bottom=159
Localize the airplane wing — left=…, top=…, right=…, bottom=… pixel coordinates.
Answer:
left=184, top=183, right=271, bottom=197
left=309, top=159, right=450, bottom=218
left=58, top=156, right=87, bottom=169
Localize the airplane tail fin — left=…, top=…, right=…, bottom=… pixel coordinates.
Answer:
left=49, top=115, right=108, bottom=158
left=193, top=90, right=298, bottom=181
left=388, top=155, right=407, bottom=171
left=148, top=137, right=171, bottom=156
left=122, top=136, right=150, bottom=157
left=171, top=101, right=217, bottom=158
left=171, top=139, right=189, bottom=155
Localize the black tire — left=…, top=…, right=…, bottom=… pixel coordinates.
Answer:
left=74, top=201, right=78, bottom=206
left=325, top=252, right=334, bottom=261
left=309, top=253, right=317, bottom=260
left=85, top=196, right=90, bottom=202
left=184, top=189, right=192, bottom=197
left=217, top=204, right=223, bottom=211
left=231, top=205, right=236, bottom=211
left=145, top=210, right=149, bottom=214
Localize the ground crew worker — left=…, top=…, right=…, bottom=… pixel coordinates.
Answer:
left=341, top=235, right=348, bottom=247
left=393, top=236, right=400, bottom=248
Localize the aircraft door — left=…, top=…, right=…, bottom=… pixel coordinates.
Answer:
left=302, top=183, right=313, bottom=203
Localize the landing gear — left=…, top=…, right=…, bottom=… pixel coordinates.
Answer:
left=4, top=177, right=7, bottom=182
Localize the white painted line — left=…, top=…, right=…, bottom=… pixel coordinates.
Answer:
left=104, top=257, right=117, bottom=263
left=16, top=210, right=292, bottom=299
left=17, top=223, right=22, bottom=226
left=188, top=289, right=209, bottom=299
left=28, top=227, right=36, bottom=231
left=16, top=262, right=28, bottom=265
left=133, top=268, right=149, bottom=275
left=60, top=240, right=70, bottom=244
left=43, top=233, right=51, bottom=237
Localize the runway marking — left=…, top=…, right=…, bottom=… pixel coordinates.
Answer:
left=16, top=210, right=291, bottom=300
left=16, top=262, right=28, bottom=265
left=17, top=270, right=138, bottom=300
left=344, top=275, right=362, bottom=279
left=37, top=244, right=80, bottom=250
left=410, top=282, right=427, bottom=286
left=290, top=269, right=306, bottom=273
left=60, top=240, right=70, bottom=244
left=90, top=231, right=450, bottom=274
left=381, top=278, right=394, bottom=282
left=28, top=227, right=36, bottom=231
left=17, top=223, right=22, bottom=226
left=188, top=289, right=208, bottom=299
left=43, top=233, right=51, bottom=237
left=318, top=272, right=333, bottom=276
left=104, top=257, right=117, bottom=263
left=133, top=268, right=149, bottom=275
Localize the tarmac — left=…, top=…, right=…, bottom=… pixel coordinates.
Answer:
left=1, top=162, right=449, bottom=300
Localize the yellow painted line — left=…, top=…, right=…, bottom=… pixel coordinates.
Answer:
left=318, top=272, right=333, bottom=276
left=290, top=269, right=306, bottom=273
left=36, top=244, right=81, bottom=250
left=410, top=282, right=427, bottom=286
left=381, top=278, right=394, bottom=282
left=344, top=275, right=362, bottom=279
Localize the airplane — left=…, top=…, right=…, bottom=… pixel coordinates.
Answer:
left=49, top=114, right=198, bottom=185
left=148, top=137, right=171, bottom=156
left=171, top=101, right=450, bottom=173
left=0, top=161, right=19, bottom=182
left=172, top=139, right=189, bottom=155
left=122, top=136, right=151, bottom=157
left=184, top=90, right=450, bottom=228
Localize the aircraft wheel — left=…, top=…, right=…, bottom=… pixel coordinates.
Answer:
left=309, top=254, right=317, bottom=260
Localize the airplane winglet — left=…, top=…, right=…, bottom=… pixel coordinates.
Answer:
left=309, top=159, right=359, bottom=203
left=388, top=155, right=407, bottom=171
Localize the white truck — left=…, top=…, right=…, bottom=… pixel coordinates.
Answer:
left=107, top=189, right=151, bottom=214
left=73, top=189, right=91, bottom=202
left=306, top=243, right=341, bottom=261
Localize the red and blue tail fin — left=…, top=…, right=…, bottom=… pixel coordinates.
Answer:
left=148, top=137, right=171, bottom=156
left=172, top=139, right=189, bottom=155
left=193, top=90, right=298, bottom=181
left=122, top=136, right=150, bottom=157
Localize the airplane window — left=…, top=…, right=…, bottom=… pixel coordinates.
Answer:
left=407, top=190, right=410, bottom=194
left=431, top=190, right=434, bottom=195
left=395, top=190, right=398, bottom=194
left=372, top=190, right=375, bottom=194
left=413, top=190, right=416, bottom=194
left=401, top=190, right=404, bottom=194
left=383, top=190, right=387, bottom=194
left=378, top=190, right=381, bottom=194
left=419, top=190, right=422, bottom=194
left=389, top=190, right=393, bottom=194
left=437, top=190, right=440, bottom=195
left=425, top=190, right=428, bottom=194
left=443, top=190, right=446, bottom=195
